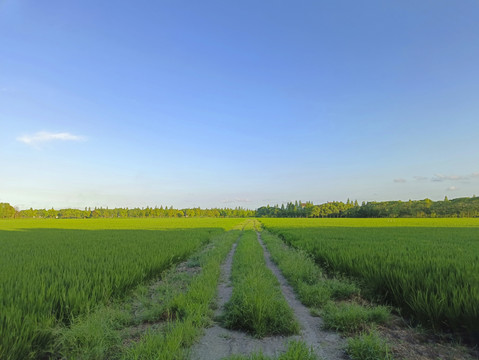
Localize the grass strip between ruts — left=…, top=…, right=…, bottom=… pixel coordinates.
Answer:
left=223, top=340, right=319, bottom=360
left=222, top=230, right=299, bottom=338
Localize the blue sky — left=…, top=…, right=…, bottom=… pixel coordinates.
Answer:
left=1, top=0, right=478, bottom=210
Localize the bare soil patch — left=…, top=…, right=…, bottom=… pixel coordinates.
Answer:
left=377, top=317, right=479, bottom=360
left=123, top=257, right=203, bottom=347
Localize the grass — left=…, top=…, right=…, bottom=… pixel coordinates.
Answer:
left=347, top=331, right=394, bottom=360
left=259, top=225, right=392, bottom=360
left=321, top=302, right=390, bottom=334
left=0, top=218, right=244, bottom=360
left=53, top=306, right=130, bottom=360
left=260, top=230, right=359, bottom=309
left=123, top=229, right=241, bottom=359
left=260, top=218, right=479, bottom=339
left=223, top=230, right=299, bottom=338
left=223, top=340, right=319, bottom=360
left=53, top=229, right=241, bottom=359
left=55, top=249, right=207, bottom=358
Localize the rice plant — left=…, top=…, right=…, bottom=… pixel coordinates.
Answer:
left=260, top=218, right=479, bottom=341
left=124, top=229, right=241, bottom=359
left=0, top=218, right=243, bottom=360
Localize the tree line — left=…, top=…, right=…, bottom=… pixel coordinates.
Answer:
left=0, top=204, right=254, bottom=219
left=1, top=196, right=479, bottom=219
left=256, top=196, right=479, bottom=218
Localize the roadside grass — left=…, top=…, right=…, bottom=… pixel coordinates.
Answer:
left=53, top=306, right=130, bottom=360
left=53, top=262, right=201, bottom=359
left=53, top=229, right=240, bottom=360
left=260, top=228, right=392, bottom=353
left=223, top=340, right=319, bottom=360
left=347, top=330, right=394, bottom=360
left=123, top=230, right=241, bottom=359
left=321, top=302, right=390, bottom=334
left=132, top=263, right=201, bottom=325
left=260, top=230, right=359, bottom=309
left=260, top=218, right=479, bottom=337
left=223, top=231, right=299, bottom=338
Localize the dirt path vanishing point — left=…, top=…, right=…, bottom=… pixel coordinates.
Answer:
left=189, top=233, right=348, bottom=360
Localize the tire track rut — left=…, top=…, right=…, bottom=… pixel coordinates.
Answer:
left=257, top=232, right=347, bottom=360
left=189, top=232, right=348, bottom=359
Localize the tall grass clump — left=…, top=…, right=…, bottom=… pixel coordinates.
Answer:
left=321, top=302, right=390, bottom=334
left=53, top=306, right=130, bottom=360
left=260, top=218, right=479, bottom=341
left=223, top=231, right=299, bottom=337
left=347, top=331, right=394, bottom=360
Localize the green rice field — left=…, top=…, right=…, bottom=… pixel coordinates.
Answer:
left=260, top=218, right=479, bottom=341
left=0, top=218, right=243, bottom=360
left=2, top=217, right=479, bottom=359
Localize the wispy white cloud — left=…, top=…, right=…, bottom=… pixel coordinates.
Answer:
left=402, top=172, right=478, bottom=183
left=431, top=173, right=477, bottom=182
left=432, top=174, right=467, bottom=182
left=17, top=131, right=85, bottom=146
left=222, top=198, right=252, bottom=204
left=446, top=186, right=458, bottom=191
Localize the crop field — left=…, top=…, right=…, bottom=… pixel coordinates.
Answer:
left=0, top=218, right=243, bottom=360
left=259, top=218, right=479, bottom=341
left=3, top=217, right=478, bottom=359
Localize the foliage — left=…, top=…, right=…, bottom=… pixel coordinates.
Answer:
left=4, top=195, right=479, bottom=221
left=0, top=202, right=16, bottom=218
left=347, top=331, right=394, bottom=360
left=11, top=204, right=255, bottom=219
left=256, top=196, right=479, bottom=218
left=223, top=231, right=299, bottom=337
left=257, top=200, right=357, bottom=218
left=261, top=218, right=479, bottom=341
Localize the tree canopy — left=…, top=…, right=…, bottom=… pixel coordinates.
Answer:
left=2, top=196, right=479, bottom=219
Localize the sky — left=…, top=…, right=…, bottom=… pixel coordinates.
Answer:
left=1, top=0, right=479, bottom=210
